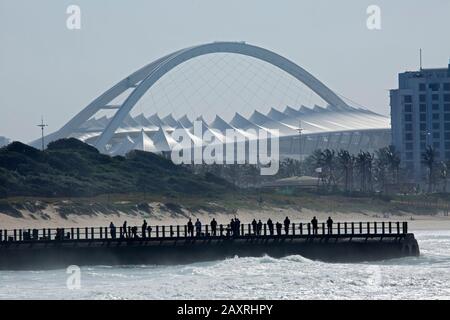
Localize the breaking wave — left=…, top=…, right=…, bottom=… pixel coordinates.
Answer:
left=1, top=230, right=450, bottom=300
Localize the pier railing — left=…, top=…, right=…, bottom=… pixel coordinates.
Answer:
left=0, top=221, right=409, bottom=243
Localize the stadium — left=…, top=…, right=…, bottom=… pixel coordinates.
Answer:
left=30, top=42, right=391, bottom=160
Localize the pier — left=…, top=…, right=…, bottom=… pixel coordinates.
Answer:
left=0, top=221, right=420, bottom=270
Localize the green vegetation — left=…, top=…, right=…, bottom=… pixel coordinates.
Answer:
left=0, top=139, right=233, bottom=198
left=1, top=139, right=449, bottom=219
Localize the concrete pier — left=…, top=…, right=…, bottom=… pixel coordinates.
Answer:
left=0, top=221, right=420, bottom=270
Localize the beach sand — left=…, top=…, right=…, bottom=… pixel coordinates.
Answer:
left=1, top=202, right=449, bottom=231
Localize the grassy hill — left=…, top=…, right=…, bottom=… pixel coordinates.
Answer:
left=0, top=138, right=233, bottom=198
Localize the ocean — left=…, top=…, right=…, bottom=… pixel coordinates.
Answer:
left=0, top=230, right=449, bottom=300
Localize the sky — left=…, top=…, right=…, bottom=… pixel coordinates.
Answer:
left=0, top=0, right=449, bottom=142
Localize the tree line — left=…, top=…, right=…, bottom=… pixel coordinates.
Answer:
left=186, top=145, right=448, bottom=194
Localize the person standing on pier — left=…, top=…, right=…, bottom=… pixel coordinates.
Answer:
left=326, top=217, right=334, bottom=234
left=230, top=219, right=235, bottom=236
left=195, top=218, right=202, bottom=236
left=109, top=222, right=116, bottom=239
left=122, top=221, right=128, bottom=238
left=235, top=218, right=241, bottom=236
left=252, top=219, right=258, bottom=235
left=142, top=220, right=148, bottom=239
left=131, top=226, right=138, bottom=238
left=187, top=219, right=194, bottom=237
left=276, top=222, right=282, bottom=236
left=284, top=217, right=291, bottom=235
left=267, top=218, right=274, bottom=235
left=257, top=220, right=263, bottom=235
left=311, top=217, right=318, bottom=235
left=210, top=218, right=218, bottom=236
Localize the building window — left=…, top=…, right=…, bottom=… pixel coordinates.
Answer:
left=430, top=83, right=440, bottom=91
left=420, top=142, right=426, bottom=150
left=405, top=143, right=413, bottom=150
left=420, top=123, right=427, bottom=131
left=435, top=151, right=441, bottom=158
left=444, top=94, right=450, bottom=102
left=445, top=123, right=450, bottom=131
left=406, top=153, right=413, bottom=160
left=404, top=104, right=412, bottom=112
left=445, top=114, right=450, bottom=121
left=433, top=132, right=440, bottom=139
left=405, top=114, right=412, bottom=122
left=419, top=83, right=427, bottom=91
left=432, top=113, right=440, bottom=120
left=420, top=104, right=427, bottom=112
left=444, top=83, right=450, bottom=91
left=445, top=132, right=450, bottom=140
left=420, top=114, right=427, bottom=121
left=446, top=152, right=450, bottom=159
left=420, top=95, right=427, bottom=102
left=433, top=142, right=440, bottom=149
left=433, top=104, right=440, bottom=111
left=405, top=133, right=413, bottom=141
left=433, top=123, right=440, bottom=130
left=405, top=123, right=413, bottom=131
left=404, top=95, right=412, bottom=103
left=446, top=142, right=450, bottom=150
left=445, top=104, right=450, bottom=112
left=432, top=94, right=439, bottom=101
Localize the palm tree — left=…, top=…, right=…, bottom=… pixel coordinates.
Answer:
left=439, top=161, right=448, bottom=193
left=375, top=147, right=389, bottom=193
left=321, top=149, right=337, bottom=188
left=337, top=150, right=354, bottom=192
left=422, top=146, right=436, bottom=193
left=309, top=149, right=326, bottom=186
left=356, top=151, right=373, bottom=192
left=385, top=145, right=401, bottom=185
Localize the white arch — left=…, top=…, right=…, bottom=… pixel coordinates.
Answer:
left=31, top=42, right=350, bottom=151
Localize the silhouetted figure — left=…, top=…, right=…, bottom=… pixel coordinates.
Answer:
left=235, top=218, right=241, bottom=236
left=267, top=218, right=274, bottom=236
left=55, top=228, right=64, bottom=241
left=142, top=220, right=148, bottom=238
left=284, top=216, right=291, bottom=235
left=226, top=224, right=232, bottom=237
left=109, top=222, right=116, bottom=239
left=122, top=221, right=128, bottom=238
left=195, top=219, right=202, bottom=236
left=187, top=219, right=194, bottom=237
left=276, top=222, right=282, bottom=236
left=252, top=219, right=258, bottom=235
left=327, top=217, right=334, bottom=234
left=257, top=220, right=263, bottom=235
left=131, top=226, right=138, bottom=238
left=311, top=217, right=318, bottom=235
left=211, top=218, right=218, bottom=236
left=230, top=219, right=235, bottom=236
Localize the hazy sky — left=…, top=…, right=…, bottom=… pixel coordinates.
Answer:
left=1, top=0, right=449, bottom=142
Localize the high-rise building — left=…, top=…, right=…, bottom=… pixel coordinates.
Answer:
left=391, top=60, right=450, bottom=182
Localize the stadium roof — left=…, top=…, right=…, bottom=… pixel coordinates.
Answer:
left=69, top=104, right=390, bottom=156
